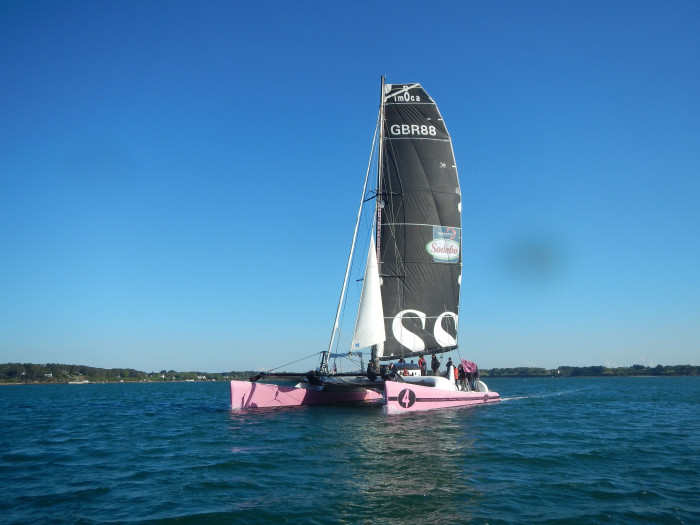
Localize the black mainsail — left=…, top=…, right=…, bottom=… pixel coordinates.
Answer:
left=376, top=81, right=461, bottom=361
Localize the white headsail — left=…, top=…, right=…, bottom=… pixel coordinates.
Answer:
left=351, top=236, right=386, bottom=350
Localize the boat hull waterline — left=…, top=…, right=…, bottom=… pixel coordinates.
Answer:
left=384, top=380, right=501, bottom=414
left=231, top=379, right=500, bottom=411
left=230, top=380, right=384, bottom=409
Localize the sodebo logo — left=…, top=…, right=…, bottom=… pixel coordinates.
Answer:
left=426, top=239, right=460, bottom=261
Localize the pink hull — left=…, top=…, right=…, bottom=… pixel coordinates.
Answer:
left=230, top=380, right=384, bottom=409
left=384, top=380, right=500, bottom=413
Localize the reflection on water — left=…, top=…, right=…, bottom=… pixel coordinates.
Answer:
left=224, top=401, right=494, bottom=521
left=341, top=407, right=490, bottom=522
left=355, top=412, right=465, bottom=493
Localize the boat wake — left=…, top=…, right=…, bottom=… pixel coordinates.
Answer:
left=500, top=384, right=596, bottom=403
left=499, top=395, right=529, bottom=402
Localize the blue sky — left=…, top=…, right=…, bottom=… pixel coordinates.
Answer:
left=1, top=0, right=698, bottom=373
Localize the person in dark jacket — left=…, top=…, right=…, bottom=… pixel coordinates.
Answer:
left=471, top=366, right=480, bottom=391
left=458, top=363, right=467, bottom=391
left=431, top=354, right=440, bottom=376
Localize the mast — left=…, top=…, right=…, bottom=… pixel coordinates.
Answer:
left=376, top=75, right=386, bottom=265
left=371, top=75, right=387, bottom=366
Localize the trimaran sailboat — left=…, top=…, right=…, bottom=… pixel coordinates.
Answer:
left=230, top=78, right=500, bottom=413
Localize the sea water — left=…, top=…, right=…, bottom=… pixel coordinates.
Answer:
left=1, top=377, right=698, bottom=524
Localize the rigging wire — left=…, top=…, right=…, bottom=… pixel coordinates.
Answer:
left=265, top=352, right=324, bottom=373
left=325, top=112, right=382, bottom=365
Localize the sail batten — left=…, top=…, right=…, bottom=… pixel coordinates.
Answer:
left=376, top=83, right=462, bottom=361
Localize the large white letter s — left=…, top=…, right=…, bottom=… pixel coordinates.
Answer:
left=391, top=309, right=427, bottom=352
left=434, top=311, right=458, bottom=347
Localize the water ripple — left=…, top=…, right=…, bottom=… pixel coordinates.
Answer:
left=1, top=378, right=699, bottom=523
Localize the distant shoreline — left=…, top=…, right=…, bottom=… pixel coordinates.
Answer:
left=1, top=362, right=698, bottom=385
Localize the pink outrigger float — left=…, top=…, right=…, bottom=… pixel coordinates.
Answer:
left=230, top=380, right=383, bottom=409
left=230, top=79, right=501, bottom=413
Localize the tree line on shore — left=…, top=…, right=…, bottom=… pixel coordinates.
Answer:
left=0, top=363, right=252, bottom=384
left=485, top=364, right=699, bottom=377
left=1, top=362, right=698, bottom=384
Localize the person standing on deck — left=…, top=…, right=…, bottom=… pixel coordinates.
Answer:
left=446, top=357, right=454, bottom=381
left=458, top=363, right=468, bottom=391
left=431, top=354, right=440, bottom=376
left=418, top=355, right=427, bottom=376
